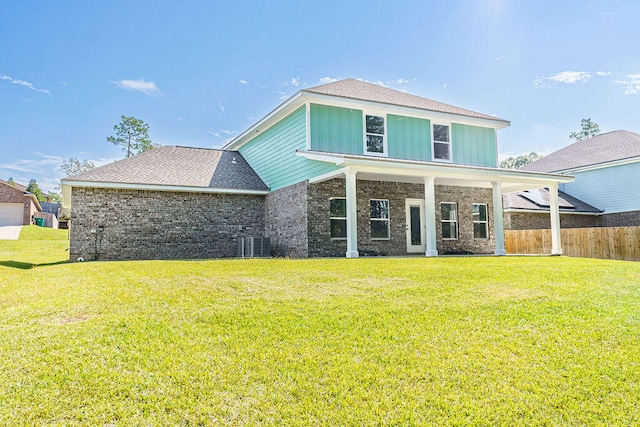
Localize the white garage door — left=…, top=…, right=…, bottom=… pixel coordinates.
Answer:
left=0, top=203, right=24, bottom=226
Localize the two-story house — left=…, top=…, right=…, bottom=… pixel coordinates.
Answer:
left=61, top=79, right=572, bottom=260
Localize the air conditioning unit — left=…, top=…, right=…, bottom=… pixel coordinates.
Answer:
left=237, top=237, right=271, bottom=258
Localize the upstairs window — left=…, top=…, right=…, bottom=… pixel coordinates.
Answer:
left=472, top=203, right=488, bottom=239
left=433, top=124, right=451, bottom=161
left=365, top=114, right=385, bottom=155
left=370, top=199, right=390, bottom=239
left=330, top=198, right=347, bottom=239
left=440, top=202, right=458, bottom=239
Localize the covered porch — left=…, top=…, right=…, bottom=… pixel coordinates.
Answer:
left=299, top=151, right=574, bottom=258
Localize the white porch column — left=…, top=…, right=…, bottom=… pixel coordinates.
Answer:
left=492, top=182, right=506, bottom=256
left=549, top=183, right=563, bottom=255
left=424, top=177, right=438, bottom=257
left=345, top=170, right=359, bottom=258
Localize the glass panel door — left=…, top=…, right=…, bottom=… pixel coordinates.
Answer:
left=405, top=199, right=426, bottom=253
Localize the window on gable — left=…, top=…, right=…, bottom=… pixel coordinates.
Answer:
left=440, top=202, right=458, bottom=239
left=330, top=198, right=347, bottom=239
left=370, top=199, right=390, bottom=239
left=472, top=203, right=488, bottom=239
left=365, top=115, right=385, bottom=155
left=433, top=124, right=451, bottom=161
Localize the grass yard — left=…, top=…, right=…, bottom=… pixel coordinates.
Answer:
left=1, top=226, right=639, bottom=425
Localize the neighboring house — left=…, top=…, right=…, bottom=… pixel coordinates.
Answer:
left=40, top=202, right=60, bottom=219
left=62, top=78, right=572, bottom=261
left=521, top=130, right=640, bottom=227
left=503, top=188, right=602, bottom=230
left=0, top=179, right=42, bottom=226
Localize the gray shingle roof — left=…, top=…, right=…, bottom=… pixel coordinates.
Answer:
left=64, top=146, right=268, bottom=191
left=503, top=188, right=602, bottom=213
left=522, top=130, right=640, bottom=173
left=304, top=78, right=509, bottom=124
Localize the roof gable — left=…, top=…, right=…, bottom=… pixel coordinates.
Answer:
left=304, top=78, right=509, bottom=124
left=523, top=130, right=640, bottom=173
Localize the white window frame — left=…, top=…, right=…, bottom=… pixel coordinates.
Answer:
left=472, top=203, right=489, bottom=240
left=363, top=112, right=388, bottom=157
left=329, top=197, right=347, bottom=240
left=370, top=199, right=390, bottom=240
left=440, top=202, right=458, bottom=240
left=432, top=122, right=452, bottom=162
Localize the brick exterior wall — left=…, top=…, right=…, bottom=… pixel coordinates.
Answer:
left=504, top=211, right=601, bottom=230
left=0, top=183, right=37, bottom=225
left=265, top=181, right=308, bottom=257
left=70, top=188, right=265, bottom=261
left=435, top=185, right=495, bottom=254
left=306, top=179, right=496, bottom=256
left=505, top=210, right=640, bottom=230
left=600, top=210, right=640, bottom=227
left=69, top=179, right=508, bottom=260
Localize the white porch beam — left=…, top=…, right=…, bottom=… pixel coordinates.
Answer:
left=345, top=170, right=359, bottom=258
left=549, top=183, right=563, bottom=255
left=424, top=177, right=438, bottom=257
left=492, top=182, right=506, bottom=256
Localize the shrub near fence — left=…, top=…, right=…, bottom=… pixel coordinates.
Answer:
left=505, top=226, right=640, bottom=261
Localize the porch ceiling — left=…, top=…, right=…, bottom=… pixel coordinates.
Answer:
left=298, top=150, right=574, bottom=193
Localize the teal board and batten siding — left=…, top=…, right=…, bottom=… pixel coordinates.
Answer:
left=238, top=106, right=340, bottom=191
left=560, top=162, right=640, bottom=213
left=309, top=104, right=363, bottom=155
left=451, top=124, right=497, bottom=167
left=387, top=114, right=431, bottom=161
left=310, top=104, right=498, bottom=167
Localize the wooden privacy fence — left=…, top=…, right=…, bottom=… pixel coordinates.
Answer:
left=505, top=226, right=640, bottom=261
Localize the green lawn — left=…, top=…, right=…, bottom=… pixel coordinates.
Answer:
left=1, top=226, right=639, bottom=425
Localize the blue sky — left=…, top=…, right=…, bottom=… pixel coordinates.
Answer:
left=1, top=0, right=639, bottom=192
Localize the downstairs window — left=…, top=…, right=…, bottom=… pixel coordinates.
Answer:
left=330, top=198, right=347, bottom=239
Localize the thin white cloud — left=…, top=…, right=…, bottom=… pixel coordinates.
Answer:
left=355, top=78, right=386, bottom=87
left=0, top=74, right=51, bottom=94
left=111, top=78, right=160, bottom=95
left=319, top=77, right=338, bottom=84
left=210, top=88, right=225, bottom=112
left=443, top=82, right=448, bottom=88
left=535, top=71, right=592, bottom=88
left=238, top=79, right=248, bottom=84
left=388, top=78, right=409, bottom=85
left=0, top=152, right=63, bottom=174
left=208, top=130, right=221, bottom=137
left=220, top=129, right=236, bottom=135
left=0, top=154, right=120, bottom=193
left=291, top=77, right=300, bottom=87
left=596, top=71, right=611, bottom=76
left=616, top=73, right=640, bottom=95
left=383, top=78, right=411, bottom=92
left=548, top=71, right=591, bottom=84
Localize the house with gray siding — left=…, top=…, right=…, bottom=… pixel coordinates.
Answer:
left=62, top=79, right=572, bottom=260
left=519, top=130, right=640, bottom=227
left=503, top=188, right=602, bottom=230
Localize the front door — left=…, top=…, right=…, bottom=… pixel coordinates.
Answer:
left=405, top=198, right=425, bottom=253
